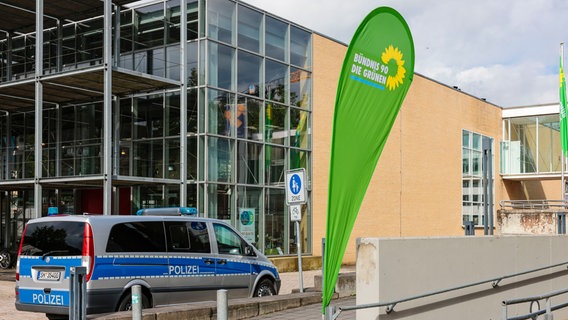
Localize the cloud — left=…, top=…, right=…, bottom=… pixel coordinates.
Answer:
left=243, top=0, right=568, bottom=107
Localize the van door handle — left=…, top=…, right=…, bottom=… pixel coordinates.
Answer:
left=204, top=258, right=214, bottom=265
left=217, top=259, right=227, bottom=265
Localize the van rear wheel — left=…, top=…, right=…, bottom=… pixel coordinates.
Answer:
left=254, top=278, right=276, bottom=297
left=117, top=291, right=150, bottom=311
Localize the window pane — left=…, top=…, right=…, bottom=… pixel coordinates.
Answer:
left=462, top=130, right=470, bottom=148
left=187, top=41, right=199, bottom=86
left=290, top=67, right=311, bottom=109
left=207, top=183, right=233, bottom=221
left=237, top=186, right=261, bottom=244
left=472, top=133, right=481, bottom=150
left=208, top=42, right=235, bottom=90
left=266, top=145, right=285, bottom=185
left=237, top=50, right=262, bottom=97
left=214, top=223, right=246, bottom=255
left=237, top=96, right=261, bottom=141
left=266, top=60, right=288, bottom=103
left=134, top=3, right=165, bottom=49
left=238, top=5, right=262, bottom=53
left=290, top=26, right=311, bottom=68
left=290, top=108, right=309, bottom=148
left=462, top=148, right=469, bottom=175
left=265, top=188, right=285, bottom=255
left=237, top=141, right=261, bottom=184
left=208, top=137, right=234, bottom=182
left=208, top=89, right=234, bottom=136
left=187, top=136, right=197, bottom=180
left=107, top=222, right=166, bottom=252
left=187, top=0, right=200, bottom=40
left=265, top=103, right=286, bottom=145
left=265, top=16, right=288, bottom=62
left=207, top=0, right=235, bottom=45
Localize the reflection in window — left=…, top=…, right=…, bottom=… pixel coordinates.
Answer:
left=290, top=68, right=311, bottom=108
left=266, top=145, right=285, bottom=185
left=208, top=89, right=234, bottom=136
left=208, top=42, right=235, bottom=90
left=266, top=60, right=288, bottom=103
left=290, top=26, right=311, bottom=68
left=208, top=183, right=233, bottom=221
left=207, top=0, right=235, bottom=45
left=237, top=50, right=262, bottom=97
left=237, top=96, right=261, bottom=141
left=265, top=188, right=285, bottom=255
left=265, top=16, right=288, bottom=62
left=238, top=5, right=262, bottom=53
left=208, top=137, right=234, bottom=183
left=462, top=129, right=492, bottom=226
left=237, top=141, right=261, bottom=184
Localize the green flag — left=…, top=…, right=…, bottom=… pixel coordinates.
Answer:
left=323, top=7, right=414, bottom=312
left=560, top=51, right=568, bottom=156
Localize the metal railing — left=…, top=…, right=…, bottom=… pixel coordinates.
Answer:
left=325, top=261, right=568, bottom=320
left=502, top=287, right=568, bottom=320
left=499, top=200, right=568, bottom=210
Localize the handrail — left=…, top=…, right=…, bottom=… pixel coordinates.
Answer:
left=502, top=287, right=568, bottom=320
left=499, top=200, right=568, bottom=210
left=328, top=261, right=568, bottom=319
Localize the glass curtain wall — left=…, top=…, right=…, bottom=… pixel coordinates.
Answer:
left=0, top=0, right=312, bottom=256
left=204, top=0, right=312, bottom=255
left=501, top=115, right=562, bottom=174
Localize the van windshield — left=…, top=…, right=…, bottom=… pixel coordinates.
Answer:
left=20, top=221, right=85, bottom=257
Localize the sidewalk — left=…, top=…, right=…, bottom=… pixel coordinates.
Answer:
left=1, top=265, right=356, bottom=319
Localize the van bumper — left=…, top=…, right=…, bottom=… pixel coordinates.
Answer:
left=15, top=288, right=121, bottom=316
left=15, top=301, right=68, bottom=315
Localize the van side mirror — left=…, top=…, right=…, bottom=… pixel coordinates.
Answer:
left=245, top=245, right=256, bottom=256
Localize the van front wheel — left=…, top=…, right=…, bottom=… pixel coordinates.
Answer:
left=254, top=278, right=276, bottom=297
left=117, top=291, right=150, bottom=311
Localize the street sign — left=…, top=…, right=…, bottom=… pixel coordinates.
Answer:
left=290, top=204, right=302, bottom=221
left=285, top=169, right=306, bottom=204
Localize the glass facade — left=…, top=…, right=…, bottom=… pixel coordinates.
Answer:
left=462, top=130, right=493, bottom=226
left=501, top=115, right=562, bottom=175
left=0, top=0, right=312, bottom=256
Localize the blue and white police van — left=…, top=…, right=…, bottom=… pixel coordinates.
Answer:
left=14, top=208, right=280, bottom=319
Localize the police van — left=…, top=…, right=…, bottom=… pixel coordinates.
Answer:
left=14, top=208, right=280, bottom=319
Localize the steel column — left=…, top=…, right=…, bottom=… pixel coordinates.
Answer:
left=34, top=0, right=44, bottom=219
left=103, top=0, right=113, bottom=214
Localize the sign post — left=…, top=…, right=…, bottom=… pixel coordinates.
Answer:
left=285, top=169, right=307, bottom=293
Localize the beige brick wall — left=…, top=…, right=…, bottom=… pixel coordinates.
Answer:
left=311, top=34, right=506, bottom=264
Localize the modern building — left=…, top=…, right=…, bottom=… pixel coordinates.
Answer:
left=0, top=0, right=564, bottom=266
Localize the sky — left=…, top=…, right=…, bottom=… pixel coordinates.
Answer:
left=242, top=0, right=568, bottom=108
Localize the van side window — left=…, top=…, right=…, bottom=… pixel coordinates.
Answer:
left=106, top=221, right=166, bottom=252
left=165, top=221, right=211, bottom=253
left=213, top=223, right=246, bottom=255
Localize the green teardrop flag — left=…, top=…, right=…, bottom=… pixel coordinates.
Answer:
left=323, top=7, right=414, bottom=312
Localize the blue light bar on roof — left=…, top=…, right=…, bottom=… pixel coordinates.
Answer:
left=135, top=207, right=198, bottom=216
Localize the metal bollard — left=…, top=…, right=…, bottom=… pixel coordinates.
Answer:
left=217, top=289, right=228, bottom=320
left=132, top=285, right=142, bottom=320
left=69, top=266, right=87, bottom=320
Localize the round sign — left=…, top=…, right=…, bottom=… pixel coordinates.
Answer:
left=289, top=174, right=302, bottom=195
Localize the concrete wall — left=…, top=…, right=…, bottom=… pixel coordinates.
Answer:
left=355, top=236, right=568, bottom=320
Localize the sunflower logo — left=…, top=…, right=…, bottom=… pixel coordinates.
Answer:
left=381, top=45, right=406, bottom=91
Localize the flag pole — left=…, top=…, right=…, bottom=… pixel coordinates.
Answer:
left=562, top=42, right=566, bottom=206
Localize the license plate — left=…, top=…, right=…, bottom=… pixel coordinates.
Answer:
left=38, top=271, right=61, bottom=281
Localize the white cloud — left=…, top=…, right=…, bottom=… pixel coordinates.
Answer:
left=242, top=0, right=568, bottom=107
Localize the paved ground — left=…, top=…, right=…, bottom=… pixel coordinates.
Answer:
left=0, top=266, right=355, bottom=320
